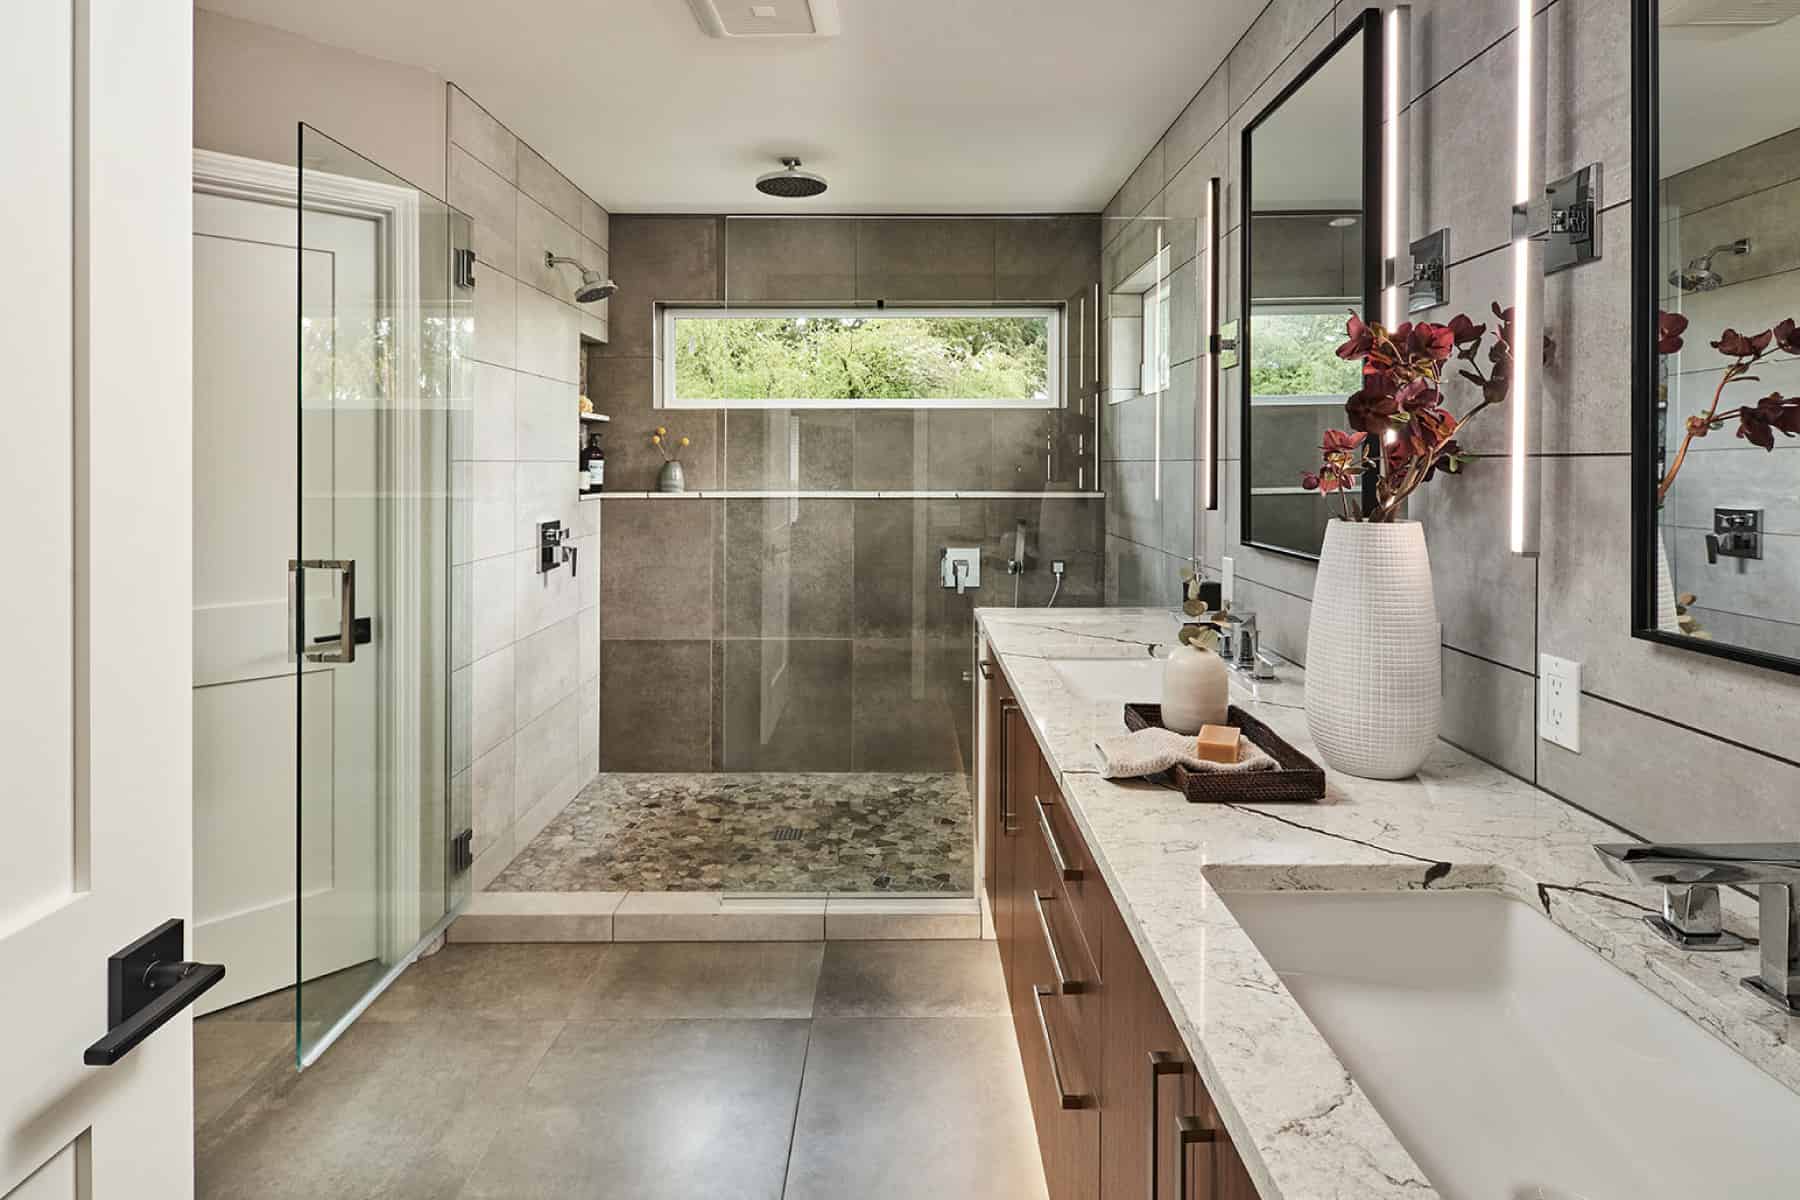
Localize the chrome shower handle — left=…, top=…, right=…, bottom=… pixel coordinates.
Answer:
left=289, top=558, right=357, bottom=664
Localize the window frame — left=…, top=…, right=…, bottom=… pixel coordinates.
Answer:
left=659, top=304, right=1063, bottom=410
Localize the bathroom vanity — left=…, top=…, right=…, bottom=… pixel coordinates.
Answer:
left=975, top=607, right=1800, bottom=1200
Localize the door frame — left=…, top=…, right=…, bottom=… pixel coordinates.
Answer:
left=191, top=149, right=432, bottom=1007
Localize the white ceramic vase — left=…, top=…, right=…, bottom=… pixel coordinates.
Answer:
left=1161, top=642, right=1228, bottom=734
left=1303, top=520, right=1440, bottom=779
left=1655, top=528, right=1680, bottom=633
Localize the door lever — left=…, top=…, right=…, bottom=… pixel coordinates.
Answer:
left=83, top=919, right=224, bottom=1066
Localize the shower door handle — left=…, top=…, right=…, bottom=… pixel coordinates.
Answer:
left=289, top=558, right=358, bottom=664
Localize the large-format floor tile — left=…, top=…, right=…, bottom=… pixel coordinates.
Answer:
left=569, top=942, right=824, bottom=1019
left=783, top=1017, right=1047, bottom=1200
left=197, top=1015, right=563, bottom=1200
left=813, top=941, right=1008, bottom=1018
left=194, top=1017, right=291, bottom=1130
left=458, top=1019, right=809, bottom=1200
left=362, top=943, right=607, bottom=1023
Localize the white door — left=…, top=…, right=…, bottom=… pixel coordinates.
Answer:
left=1, top=3, right=196, bottom=1197
left=190, top=183, right=379, bottom=1014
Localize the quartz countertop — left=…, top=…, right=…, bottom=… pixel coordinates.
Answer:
left=975, top=606, right=1800, bottom=1200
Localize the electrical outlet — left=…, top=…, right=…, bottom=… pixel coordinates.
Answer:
left=1538, top=654, right=1581, bottom=753
left=1221, top=557, right=1235, bottom=605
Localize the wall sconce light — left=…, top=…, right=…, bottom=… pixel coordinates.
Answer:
left=1509, top=0, right=1603, bottom=556
left=1381, top=6, right=1410, bottom=328
left=1202, top=176, right=1221, bottom=510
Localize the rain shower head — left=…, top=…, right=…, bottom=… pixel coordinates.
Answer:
left=545, top=252, right=617, bottom=303
left=1668, top=238, right=1750, bottom=293
left=755, top=157, right=828, bottom=199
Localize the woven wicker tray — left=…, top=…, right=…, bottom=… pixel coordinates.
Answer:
left=1121, top=703, right=1326, bottom=804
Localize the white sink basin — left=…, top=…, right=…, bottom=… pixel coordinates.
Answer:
left=1047, top=657, right=1163, bottom=702
left=1219, top=888, right=1800, bottom=1200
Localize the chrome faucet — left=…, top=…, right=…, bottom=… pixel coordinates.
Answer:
left=1593, top=842, right=1800, bottom=1015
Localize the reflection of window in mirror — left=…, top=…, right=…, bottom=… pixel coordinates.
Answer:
left=1650, top=11, right=1800, bottom=658
left=1112, top=242, right=1172, bottom=398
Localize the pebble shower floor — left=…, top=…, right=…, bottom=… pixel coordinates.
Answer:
left=488, top=772, right=975, bottom=894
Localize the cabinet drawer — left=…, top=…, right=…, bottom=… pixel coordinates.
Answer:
left=1032, top=773, right=1099, bottom=962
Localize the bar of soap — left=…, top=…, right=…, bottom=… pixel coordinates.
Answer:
left=1195, top=724, right=1241, bottom=764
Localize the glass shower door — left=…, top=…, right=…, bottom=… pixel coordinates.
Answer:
left=295, top=125, right=465, bottom=1064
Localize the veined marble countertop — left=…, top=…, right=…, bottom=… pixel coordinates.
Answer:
left=974, top=606, right=1799, bottom=1200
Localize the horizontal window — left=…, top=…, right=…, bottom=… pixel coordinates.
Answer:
left=661, top=306, right=1061, bottom=409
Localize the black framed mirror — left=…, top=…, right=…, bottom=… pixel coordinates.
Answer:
left=1239, top=9, right=1384, bottom=560
left=1631, top=0, right=1800, bottom=675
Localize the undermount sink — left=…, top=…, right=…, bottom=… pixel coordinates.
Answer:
left=1219, top=888, right=1800, bottom=1200
left=1047, top=656, right=1163, bottom=702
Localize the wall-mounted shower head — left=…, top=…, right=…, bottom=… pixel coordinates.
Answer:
left=1668, top=238, right=1750, bottom=293
left=545, top=252, right=618, bottom=303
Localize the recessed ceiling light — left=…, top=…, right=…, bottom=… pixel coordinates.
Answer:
left=686, top=0, right=840, bottom=37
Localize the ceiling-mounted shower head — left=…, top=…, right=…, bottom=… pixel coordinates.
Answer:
left=1668, top=238, right=1750, bottom=293
left=545, top=252, right=617, bottom=303
left=755, top=157, right=829, bottom=199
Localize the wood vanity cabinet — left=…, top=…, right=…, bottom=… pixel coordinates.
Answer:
left=985, top=647, right=1261, bottom=1200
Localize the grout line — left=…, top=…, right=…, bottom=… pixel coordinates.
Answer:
left=1580, top=688, right=1800, bottom=771
left=778, top=1013, right=817, bottom=1199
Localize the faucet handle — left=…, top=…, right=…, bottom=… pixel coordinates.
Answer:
left=1645, top=884, right=1745, bottom=952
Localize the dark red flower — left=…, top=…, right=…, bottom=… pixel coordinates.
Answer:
left=1738, top=406, right=1776, bottom=450
left=1738, top=394, right=1800, bottom=450
left=1396, top=377, right=1441, bottom=412
left=1423, top=439, right=1466, bottom=482
left=1336, top=311, right=1375, bottom=361
left=1712, top=328, right=1772, bottom=359
left=1321, top=429, right=1367, bottom=455
left=1405, top=322, right=1456, bottom=364
left=1657, top=310, right=1689, bottom=355
left=1447, top=314, right=1487, bottom=350
left=1345, top=386, right=1400, bottom=433
left=1300, top=470, right=1322, bottom=491
left=1774, top=318, right=1800, bottom=357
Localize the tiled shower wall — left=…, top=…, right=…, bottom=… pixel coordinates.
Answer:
left=588, top=216, right=1103, bottom=774
left=445, top=85, right=611, bottom=889
left=1103, top=0, right=1800, bottom=841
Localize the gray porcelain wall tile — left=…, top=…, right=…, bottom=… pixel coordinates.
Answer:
left=1227, top=1, right=1335, bottom=122
left=1439, top=647, right=1537, bottom=782
left=1164, top=69, right=1229, bottom=178
left=513, top=615, right=578, bottom=730
left=856, top=220, right=996, bottom=302
left=989, top=409, right=1057, bottom=491
left=447, top=145, right=518, bottom=277
left=1410, top=37, right=1514, bottom=261
left=850, top=410, right=924, bottom=490
left=600, top=499, right=716, bottom=640
left=725, top=218, right=857, bottom=302
left=448, top=86, right=517, bottom=183
left=470, top=271, right=517, bottom=370
left=720, top=638, right=854, bottom=771
left=1543, top=0, right=1632, bottom=213
left=595, top=216, right=723, bottom=358
left=925, top=410, right=994, bottom=491
left=993, top=216, right=1100, bottom=302
left=598, top=639, right=713, bottom=771
left=850, top=638, right=964, bottom=772
left=516, top=142, right=584, bottom=231
left=1412, top=467, right=1537, bottom=673
left=723, top=498, right=854, bottom=639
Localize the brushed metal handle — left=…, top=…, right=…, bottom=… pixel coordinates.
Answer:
left=1033, top=890, right=1085, bottom=994
left=291, top=558, right=357, bottom=664
left=1031, top=985, right=1090, bottom=1110
left=1000, top=701, right=1021, bottom=835
left=1036, top=794, right=1082, bottom=881
left=1176, top=1115, right=1218, bottom=1199
left=1149, top=1050, right=1184, bottom=1200
left=979, top=659, right=995, bottom=679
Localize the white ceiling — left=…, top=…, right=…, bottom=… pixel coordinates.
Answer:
left=198, top=0, right=1264, bottom=214
left=1660, top=17, right=1800, bottom=176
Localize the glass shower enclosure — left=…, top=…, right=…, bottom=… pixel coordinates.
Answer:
left=293, top=125, right=469, bottom=1064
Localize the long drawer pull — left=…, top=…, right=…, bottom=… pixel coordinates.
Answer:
left=1148, top=1051, right=1184, bottom=1199
left=1176, top=1115, right=1218, bottom=1199
left=1000, top=701, right=1021, bottom=835
left=1033, top=890, right=1085, bottom=994
left=1036, top=794, right=1083, bottom=881
left=1031, top=985, right=1091, bottom=1109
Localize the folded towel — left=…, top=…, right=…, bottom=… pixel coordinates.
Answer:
left=1095, top=726, right=1278, bottom=779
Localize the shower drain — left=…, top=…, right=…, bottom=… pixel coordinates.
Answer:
left=771, top=827, right=804, bottom=842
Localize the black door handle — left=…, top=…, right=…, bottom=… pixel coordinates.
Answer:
left=83, top=918, right=225, bottom=1066
left=313, top=615, right=372, bottom=647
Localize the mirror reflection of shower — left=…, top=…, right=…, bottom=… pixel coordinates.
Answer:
left=1668, top=238, right=1750, bottom=293
left=545, top=251, right=618, bottom=302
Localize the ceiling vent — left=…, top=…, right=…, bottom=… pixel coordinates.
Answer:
left=1661, top=0, right=1800, bottom=24
left=686, top=0, right=841, bottom=38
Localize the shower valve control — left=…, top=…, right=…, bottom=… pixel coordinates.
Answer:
left=538, top=520, right=575, bottom=576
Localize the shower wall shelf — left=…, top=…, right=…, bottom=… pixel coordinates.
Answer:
left=580, top=413, right=610, bottom=423
left=584, top=489, right=1109, bottom=501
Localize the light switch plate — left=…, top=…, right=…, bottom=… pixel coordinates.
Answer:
left=1539, top=654, right=1581, bottom=753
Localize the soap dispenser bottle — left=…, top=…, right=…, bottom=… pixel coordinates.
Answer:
left=1162, top=624, right=1228, bottom=735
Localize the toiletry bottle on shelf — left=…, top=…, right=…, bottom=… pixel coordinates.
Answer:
left=585, top=433, right=605, bottom=493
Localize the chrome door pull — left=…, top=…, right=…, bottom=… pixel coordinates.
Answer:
left=289, top=558, right=358, bottom=664
left=1033, top=890, right=1085, bottom=994
left=1176, top=1115, right=1218, bottom=1199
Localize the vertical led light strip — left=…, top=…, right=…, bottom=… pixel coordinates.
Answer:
left=1382, top=7, right=1410, bottom=328
left=1201, top=177, right=1219, bottom=509
left=1509, top=0, right=1541, bottom=555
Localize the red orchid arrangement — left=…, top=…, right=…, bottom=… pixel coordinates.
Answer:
left=1301, top=305, right=1542, bottom=521
left=1654, top=313, right=1800, bottom=502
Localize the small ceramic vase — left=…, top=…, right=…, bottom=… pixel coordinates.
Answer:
left=657, top=459, right=686, bottom=493
left=1161, top=642, right=1228, bottom=735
